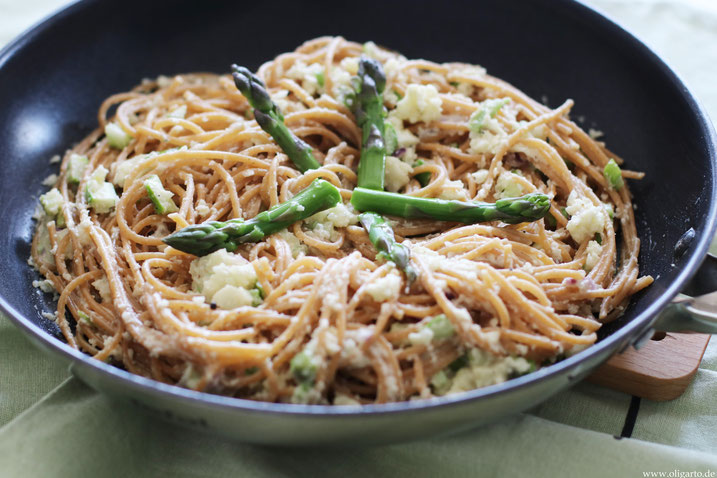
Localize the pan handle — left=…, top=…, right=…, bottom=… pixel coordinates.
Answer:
left=652, top=253, right=717, bottom=334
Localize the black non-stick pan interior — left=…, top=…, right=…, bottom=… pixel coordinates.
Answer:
left=0, top=0, right=715, bottom=389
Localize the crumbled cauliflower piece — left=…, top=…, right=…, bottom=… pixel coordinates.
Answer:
left=32, top=279, right=55, bottom=293
left=438, top=180, right=470, bottom=201
left=362, top=41, right=381, bottom=58
left=364, top=272, right=402, bottom=302
left=285, top=60, right=324, bottom=96
left=457, top=82, right=474, bottom=98
left=195, top=199, right=211, bottom=217
left=306, top=203, right=358, bottom=241
left=328, top=65, right=352, bottom=99
left=467, top=98, right=517, bottom=155
left=391, top=84, right=442, bottom=123
left=455, top=65, right=487, bottom=79
left=92, top=278, right=112, bottom=303
left=39, top=188, right=63, bottom=216
left=275, top=229, right=307, bottom=258
left=189, top=249, right=257, bottom=309
left=112, top=158, right=143, bottom=188
left=495, top=171, right=525, bottom=198
left=585, top=240, right=602, bottom=271
left=588, top=128, right=604, bottom=140
left=411, top=246, right=443, bottom=272
left=211, top=285, right=254, bottom=309
left=42, top=174, right=58, bottom=187
left=382, top=58, right=402, bottom=77
left=270, top=90, right=292, bottom=113
left=408, top=326, right=434, bottom=346
left=333, top=394, right=361, bottom=406
left=386, top=116, right=419, bottom=148
left=565, top=190, right=607, bottom=243
left=340, top=57, right=359, bottom=75
left=384, top=156, right=413, bottom=192
left=308, top=203, right=358, bottom=228
left=469, top=129, right=506, bottom=155
left=472, top=170, right=489, bottom=184
left=434, top=348, right=532, bottom=396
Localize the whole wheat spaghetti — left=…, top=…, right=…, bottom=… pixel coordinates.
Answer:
left=31, top=37, right=651, bottom=404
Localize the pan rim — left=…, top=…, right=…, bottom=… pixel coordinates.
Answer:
left=1, top=0, right=716, bottom=418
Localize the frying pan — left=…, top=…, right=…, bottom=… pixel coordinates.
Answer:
left=1, top=0, right=716, bottom=446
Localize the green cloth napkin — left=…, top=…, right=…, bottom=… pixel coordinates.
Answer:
left=2, top=0, right=717, bottom=476
left=1, top=313, right=716, bottom=477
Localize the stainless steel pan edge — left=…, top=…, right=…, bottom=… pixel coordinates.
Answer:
left=1, top=0, right=716, bottom=446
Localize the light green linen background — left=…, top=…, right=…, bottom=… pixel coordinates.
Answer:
left=1, top=0, right=716, bottom=476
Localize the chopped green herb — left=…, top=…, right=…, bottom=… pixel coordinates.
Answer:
left=290, top=350, right=317, bottom=384
left=449, top=81, right=459, bottom=87
left=249, top=288, right=263, bottom=307
left=603, top=158, right=624, bottom=189
left=76, top=311, right=92, bottom=325
left=604, top=203, right=614, bottom=219
left=316, top=71, right=325, bottom=88
left=561, top=207, right=569, bottom=219
left=544, top=213, right=557, bottom=229
left=430, top=370, right=451, bottom=394
left=448, top=353, right=469, bottom=372
left=594, top=232, right=602, bottom=245
left=384, top=122, right=398, bottom=155
left=55, top=212, right=66, bottom=229
left=509, top=358, right=538, bottom=378
left=426, top=314, right=455, bottom=340
left=413, top=159, right=431, bottom=187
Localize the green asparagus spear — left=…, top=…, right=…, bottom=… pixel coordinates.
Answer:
left=351, top=57, right=388, bottom=190
left=351, top=188, right=550, bottom=224
left=231, top=65, right=321, bottom=173
left=359, top=212, right=417, bottom=283
left=358, top=124, right=386, bottom=190
left=164, top=179, right=340, bottom=256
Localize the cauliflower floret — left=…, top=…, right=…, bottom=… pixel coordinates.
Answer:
left=391, top=84, right=442, bottom=123
left=472, top=170, right=490, bottom=184
left=384, top=156, right=413, bottom=192
left=211, top=285, right=254, bottom=309
left=565, top=190, right=607, bottom=243
left=189, top=249, right=257, bottom=309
